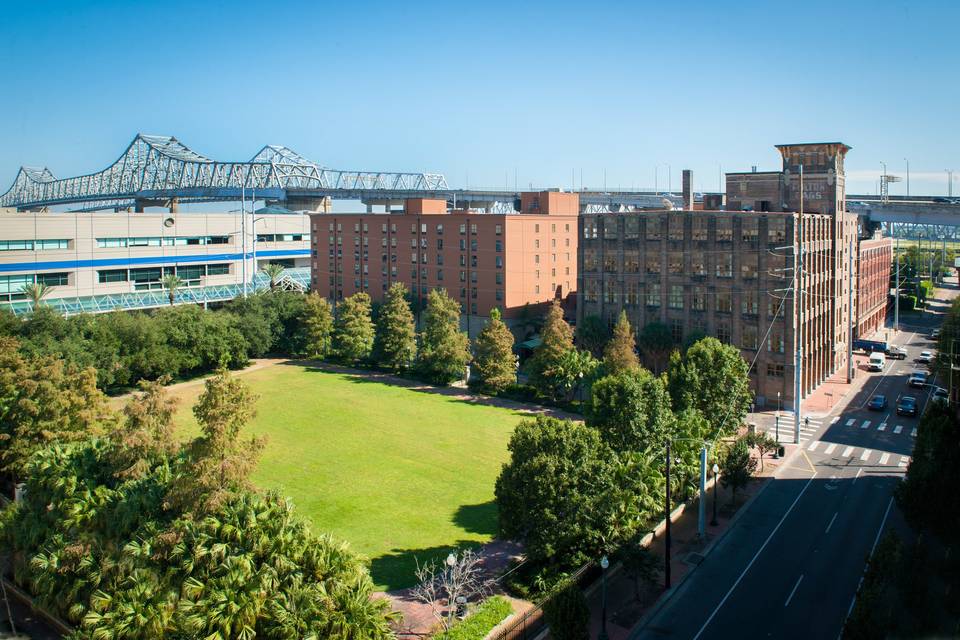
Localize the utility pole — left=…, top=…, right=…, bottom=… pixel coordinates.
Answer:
left=794, top=165, right=804, bottom=445
left=698, top=446, right=707, bottom=539
left=847, top=239, right=855, bottom=382
left=241, top=186, right=248, bottom=298
left=895, top=236, right=900, bottom=332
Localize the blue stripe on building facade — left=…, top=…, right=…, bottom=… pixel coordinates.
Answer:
left=0, top=249, right=312, bottom=273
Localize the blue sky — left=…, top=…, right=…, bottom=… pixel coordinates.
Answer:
left=1, top=0, right=958, bottom=197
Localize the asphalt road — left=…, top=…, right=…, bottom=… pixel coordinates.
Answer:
left=633, top=282, right=956, bottom=640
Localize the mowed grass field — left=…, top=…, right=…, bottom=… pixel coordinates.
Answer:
left=167, top=363, right=525, bottom=590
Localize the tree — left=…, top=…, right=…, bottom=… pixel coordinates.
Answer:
left=721, top=437, right=756, bottom=505
left=542, top=580, right=590, bottom=640
left=0, top=347, right=112, bottom=479
left=333, top=292, right=375, bottom=364
left=472, top=308, right=516, bottom=393
left=417, top=288, right=471, bottom=385
left=262, top=263, right=285, bottom=291
left=637, top=321, right=674, bottom=374
left=410, top=549, right=490, bottom=634
left=603, top=310, right=639, bottom=375
left=161, top=274, right=183, bottom=306
left=21, top=282, right=50, bottom=310
left=373, top=282, right=416, bottom=372
left=575, top=314, right=609, bottom=359
left=745, top=431, right=778, bottom=472
left=667, top=337, right=752, bottom=440
left=495, top=416, right=641, bottom=568
left=113, top=376, right=179, bottom=479
left=616, top=537, right=660, bottom=601
left=169, top=369, right=264, bottom=515
left=301, top=293, right=335, bottom=359
left=526, top=300, right=575, bottom=400
left=587, top=370, right=675, bottom=453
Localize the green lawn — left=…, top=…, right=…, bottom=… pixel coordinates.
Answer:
left=170, top=364, right=525, bottom=590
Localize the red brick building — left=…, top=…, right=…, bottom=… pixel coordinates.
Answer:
left=309, top=191, right=579, bottom=336
left=857, top=235, right=893, bottom=338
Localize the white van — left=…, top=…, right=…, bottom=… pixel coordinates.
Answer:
left=868, top=352, right=886, bottom=372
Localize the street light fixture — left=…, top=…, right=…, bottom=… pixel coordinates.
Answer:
left=599, top=555, right=610, bottom=640
left=710, top=464, right=720, bottom=526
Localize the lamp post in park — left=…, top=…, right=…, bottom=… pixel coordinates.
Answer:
left=599, top=555, right=610, bottom=640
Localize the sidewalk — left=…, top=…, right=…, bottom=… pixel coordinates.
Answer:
left=584, top=450, right=787, bottom=640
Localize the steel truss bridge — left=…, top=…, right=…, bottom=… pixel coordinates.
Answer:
left=2, top=267, right=309, bottom=316
left=0, top=134, right=681, bottom=213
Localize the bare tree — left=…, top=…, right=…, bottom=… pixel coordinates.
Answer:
left=410, top=549, right=491, bottom=633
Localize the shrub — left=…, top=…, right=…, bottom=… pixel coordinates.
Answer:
left=436, top=595, right=513, bottom=640
left=542, top=581, right=590, bottom=640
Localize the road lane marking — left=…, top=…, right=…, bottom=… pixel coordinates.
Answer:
left=845, top=418, right=855, bottom=426
left=784, top=574, right=804, bottom=607
left=808, top=441, right=820, bottom=452
left=860, top=449, right=871, bottom=461
left=853, top=468, right=863, bottom=484
left=831, top=416, right=840, bottom=425
left=693, top=475, right=817, bottom=640
left=842, top=446, right=854, bottom=457
left=860, top=420, right=870, bottom=429
left=825, top=512, right=839, bottom=534
left=877, top=423, right=886, bottom=432
left=911, top=427, right=917, bottom=437
left=893, top=425, right=903, bottom=434
left=823, top=443, right=837, bottom=454
left=879, top=452, right=890, bottom=465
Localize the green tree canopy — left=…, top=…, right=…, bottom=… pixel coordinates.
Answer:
left=603, top=311, right=639, bottom=375
left=472, top=308, right=516, bottom=393
left=417, top=289, right=471, bottom=385
left=667, top=336, right=752, bottom=440
left=720, top=437, right=756, bottom=504
left=113, top=376, right=179, bottom=480
left=526, top=300, right=576, bottom=400
left=575, top=314, right=610, bottom=359
left=587, top=370, right=675, bottom=453
left=637, top=321, right=674, bottom=374
left=333, top=292, right=375, bottom=364
left=374, top=282, right=417, bottom=371
left=301, top=292, right=335, bottom=359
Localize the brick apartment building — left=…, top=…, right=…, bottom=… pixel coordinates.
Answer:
left=857, top=234, right=894, bottom=338
left=309, top=191, right=579, bottom=336
left=579, top=142, right=862, bottom=407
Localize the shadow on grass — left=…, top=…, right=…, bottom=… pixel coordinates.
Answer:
left=371, top=540, right=484, bottom=592
left=287, top=360, right=578, bottom=421
left=453, top=501, right=498, bottom=537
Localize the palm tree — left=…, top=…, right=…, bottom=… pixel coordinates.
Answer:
left=21, top=281, right=50, bottom=310
left=161, top=274, right=184, bottom=306
left=262, top=263, right=285, bottom=291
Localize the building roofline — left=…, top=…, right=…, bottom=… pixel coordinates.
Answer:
left=775, top=142, right=852, bottom=151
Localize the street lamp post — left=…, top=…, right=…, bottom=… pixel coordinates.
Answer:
left=774, top=391, right=781, bottom=458
left=599, top=555, right=610, bottom=640
left=664, top=440, right=672, bottom=589
left=445, top=553, right=457, bottom=623
left=710, top=463, right=720, bottom=526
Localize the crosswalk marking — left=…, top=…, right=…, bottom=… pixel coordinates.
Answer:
left=823, top=443, right=837, bottom=455
left=861, top=420, right=871, bottom=429
left=860, top=449, right=871, bottom=461
left=893, top=425, right=903, bottom=434
left=831, top=416, right=840, bottom=425
left=879, top=452, right=890, bottom=465
left=842, top=446, right=854, bottom=457
left=808, top=441, right=820, bottom=452
left=911, top=428, right=917, bottom=437
left=877, top=423, right=886, bottom=432
left=898, top=456, right=910, bottom=468
left=846, top=418, right=856, bottom=426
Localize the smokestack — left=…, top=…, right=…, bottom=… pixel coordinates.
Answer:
left=682, top=169, right=693, bottom=210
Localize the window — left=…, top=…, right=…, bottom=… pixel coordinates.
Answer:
left=716, top=254, right=733, bottom=278
left=692, top=218, right=708, bottom=241
left=534, top=255, right=540, bottom=264
left=741, top=257, right=758, bottom=279
left=645, top=255, right=660, bottom=274
left=768, top=332, right=785, bottom=353
left=670, top=319, right=683, bottom=343
left=495, top=256, right=503, bottom=268
left=646, top=283, right=661, bottom=307
left=767, top=363, right=785, bottom=378
left=625, top=281, right=639, bottom=306
left=35, top=239, right=70, bottom=250
left=603, top=255, right=617, bottom=273
left=459, top=270, right=466, bottom=282
left=692, top=257, right=706, bottom=277
left=716, top=219, right=733, bottom=242
left=495, top=240, right=502, bottom=252
left=741, top=291, right=758, bottom=315
left=98, top=269, right=128, bottom=283
left=668, top=285, right=684, bottom=309
left=459, top=239, right=466, bottom=250
left=716, top=324, right=731, bottom=344
left=624, top=251, right=640, bottom=273
left=583, top=220, right=598, bottom=239
left=471, top=255, right=477, bottom=268
left=646, top=218, right=662, bottom=240
left=583, top=249, right=598, bottom=272
left=535, top=224, right=540, bottom=233
left=692, top=286, right=706, bottom=311
left=551, top=224, right=556, bottom=233
left=436, top=224, right=443, bottom=234
left=436, top=254, right=444, bottom=265
left=604, top=281, right=616, bottom=304
left=717, top=292, right=732, bottom=313
left=470, top=239, right=478, bottom=251
left=743, top=325, right=758, bottom=350
left=585, top=279, right=600, bottom=303
left=0, top=240, right=34, bottom=251
left=624, top=218, right=640, bottom=240
left=768, top=217, right=786, bottom=244
left=535, top=239, right=540, bottom=249
left=460, top=224, right=466, bottom=234
left=668, top=216, right=684, bottom=241
left=471, top=271, right=477, bottom=283
left=603, top=219, right=618, bottom=240
left=669, top=253, right=683, bottom=274
left=421, top=223, right=427, bottom=233
left=437, top=238, right=444, bottom=250
left=495, top=224, right=502, bottom=235
left=495, top=272, right=503, bottom=284
left=742, top=219, right=758, bottom=244
left=471, top=224, right=477, bottom=235
left=495, top=289, right=503, bottom=301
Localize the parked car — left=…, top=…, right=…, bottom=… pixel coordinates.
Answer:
left=918, top=350, right=934, bottom=365
left=908, top=371, right=928, bottom=388
left=867, top=395, right=888, bottom=411
left=885, top=345, right=908, bottom=360
left=933, top=387, right=949, bottom=403
left=930, top=329, right=941, bottom=340
left=897, top=396, right=918, bottom=416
